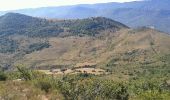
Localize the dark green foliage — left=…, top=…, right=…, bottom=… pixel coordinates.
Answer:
left=0, top=71, right=7, bottom=81
left=68, top=17, right=128, bottom=36
left=0, top=38, right=18, bottom=53
left=57, top=75, right=129, bottom=100
left=25, top=42, right=50, bottom=54
left=16, top=65, right=48, bottom=81
left=25, top=26, right=64, bottom=37
left=0, top=13, right=64, bottom=37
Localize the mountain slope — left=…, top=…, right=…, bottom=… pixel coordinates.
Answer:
left=18, top=27, right=170, bottom=75
left=0, top=13, right=64, bottom=37
left=0, top=13, right=169, bottom=75
left=1, top=0, right=170, bottom=33
left=0, top=13, right=128, bottom=69
left=108, top=9, right=170, bottom=33
left=0, top=13, right=169, bottom=82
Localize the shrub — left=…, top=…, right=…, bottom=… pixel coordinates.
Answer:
left=17, top=66, right=33, bottom=81
left=35, top=78, right=52, bottom=93
left=0, top=71, right=7, bottom=81
left=57, top=75, right=129, bottom=100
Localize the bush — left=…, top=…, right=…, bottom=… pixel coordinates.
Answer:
left=17, top=66, right=33, bottom=81
left=35, top=78, right=52, bottom=93
left=57, top=75, right=129, bottom=100
left=129, top=78, right=170, bottom=100
left=0, top=71, right=7, bottom=81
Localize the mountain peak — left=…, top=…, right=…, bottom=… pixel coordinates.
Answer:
left=1, top=12, right=32, bottom=18
left=0, top=12, right=34, bottom=21
left=0, top=12, right=45, bottom=33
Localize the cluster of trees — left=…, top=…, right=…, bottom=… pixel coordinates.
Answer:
left=25, top=42, right=50, bottom=54
left=0, top=38, right=18, bottom=53
left=0, top=37, right=50, bottom=54
left=67, top=17, right=128, bottom=36
left=0, top=13, right=64, bottom=37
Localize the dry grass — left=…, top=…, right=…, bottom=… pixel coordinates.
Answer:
left=0, top=81, right=44, bottom=100
left=17, top=29, right=170, bottom=69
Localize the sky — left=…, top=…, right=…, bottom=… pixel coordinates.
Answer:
left=0, top=0, right=141, bottom=11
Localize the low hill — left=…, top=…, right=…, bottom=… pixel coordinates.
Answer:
left=0, top=13, right=128, bottom=69
left=0, top=13, right=63, bottom=37
left=0, top=13, right=128, bottom=37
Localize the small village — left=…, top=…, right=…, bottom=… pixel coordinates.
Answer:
left=37, top=62, right=107, bottom=75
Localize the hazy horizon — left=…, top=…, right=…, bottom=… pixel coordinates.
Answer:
left=0, top=0, right=142, bottom=11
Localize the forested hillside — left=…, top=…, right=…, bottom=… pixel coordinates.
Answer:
left=0, top=13, right=127, bottom=37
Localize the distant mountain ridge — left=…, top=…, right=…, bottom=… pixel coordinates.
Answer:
left=0, top=0, right=170, bottom=34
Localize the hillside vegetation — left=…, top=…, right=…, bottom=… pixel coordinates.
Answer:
left=0, top=13, right=127, bottom=37
left=0, top=13, right=170, bottom=100
left=0, top=13, right=128, bottom=69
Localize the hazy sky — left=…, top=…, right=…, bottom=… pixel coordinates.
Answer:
left=0, top=0, right=141, bottom=11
